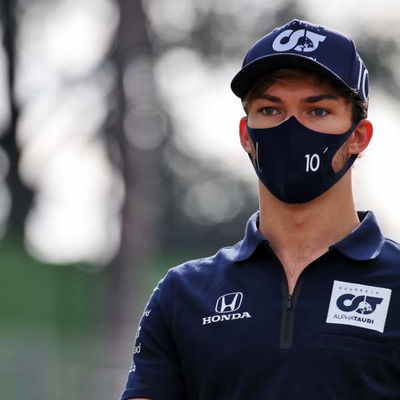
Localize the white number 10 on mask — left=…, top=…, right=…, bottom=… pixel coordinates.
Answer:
left=305, top=153, right=320, bottom=172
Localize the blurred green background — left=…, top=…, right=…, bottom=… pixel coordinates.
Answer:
left=0, top=0, right=399, bottom=398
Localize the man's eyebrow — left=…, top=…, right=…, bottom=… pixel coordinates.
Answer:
left=253, top=93, right=340, bottom=103
left=302, top=94, right=339, bottom=103
left=254, top=94, right=283, bottom=103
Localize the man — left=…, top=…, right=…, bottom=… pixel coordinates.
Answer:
left=121, top=19, right=400, bottom=400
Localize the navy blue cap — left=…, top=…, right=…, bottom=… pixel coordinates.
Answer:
left=231, top=19, right=369, bottom=102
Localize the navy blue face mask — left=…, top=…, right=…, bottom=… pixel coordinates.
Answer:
left=247, top=116, right=359, bottom=203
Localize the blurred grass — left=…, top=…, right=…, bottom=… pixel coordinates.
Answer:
left=0, top=238, right=107, bottom=399
left=0, top=241, right=106, bottom=327
left=0, top=239, right=202, bottom=399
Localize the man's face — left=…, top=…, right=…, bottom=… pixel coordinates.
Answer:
left=246, top=76, right=353, bottom=134
left=243, top=76, right=355, bottom=173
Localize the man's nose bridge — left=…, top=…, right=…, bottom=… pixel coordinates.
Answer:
left=276, top=115, right=300, bottom=128
left=272, top=115, right=302, bottom=136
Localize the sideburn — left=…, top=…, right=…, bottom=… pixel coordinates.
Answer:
left=332, top=139, right=352, bottom=173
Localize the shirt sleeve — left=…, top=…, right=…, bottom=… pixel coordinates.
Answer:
left=120, top=270, right=186, bottom=400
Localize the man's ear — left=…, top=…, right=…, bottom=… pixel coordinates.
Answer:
left=348, top=119, right=373, bottom=154
left=239, top=116, right=254, bottom=153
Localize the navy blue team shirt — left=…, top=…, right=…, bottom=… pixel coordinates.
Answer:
left=121, top=211, right=400, bottom=400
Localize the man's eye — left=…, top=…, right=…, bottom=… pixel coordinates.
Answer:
left=260, top=107, right=278, bottom=115
left=311, top=108, right=329, bottom=116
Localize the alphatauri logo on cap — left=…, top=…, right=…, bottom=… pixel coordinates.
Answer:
left=202, top=292, right=252, bottom=326
left=326, top=280, right=391, bottom=333
left=272, top=29, right=326, bottom=53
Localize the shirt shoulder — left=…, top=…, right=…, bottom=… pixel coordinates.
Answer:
left=384, top=237, right=400, bottom=250
left=168, top=242, right=243, bottom=281
left=380, top=236, right=400, bottom=263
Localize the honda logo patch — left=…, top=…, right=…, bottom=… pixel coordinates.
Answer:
left=215, top=292, right=243, bottom=313
left=202, top=292, right=251, bottom=325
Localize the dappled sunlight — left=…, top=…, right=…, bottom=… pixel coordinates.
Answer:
left=18, top=0, right=118, bottom=81
left=14, top=0, right=122, bottom=265
left=183, top=179, right=244, bottom=225
left=123, top=56, right=168, bottom=151
left=155, top=47, right=252, bottom=181
left=24, top=140, right=123, bottom=265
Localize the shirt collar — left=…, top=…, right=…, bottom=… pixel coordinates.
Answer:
left=234, top=210, right=385, bottom=263
left=330, top=211, right=385, bottom=261
left=233, top=211, right=266, bottom=262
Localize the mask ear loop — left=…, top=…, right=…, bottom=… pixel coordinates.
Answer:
left=320, top=120, right=360, bottom=177
left=247, top=144, right=262, bottom=172
left=255, top=141, right=262, bottom=171
left=335, top=153, right=358, bottom=176
left=245, top=118, right=262, bottom=172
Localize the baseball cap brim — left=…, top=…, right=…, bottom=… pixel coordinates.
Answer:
left=230, top=53, right=353, bottom=99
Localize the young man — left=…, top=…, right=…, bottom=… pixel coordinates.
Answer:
left=121, top=20, right=400, bottom=400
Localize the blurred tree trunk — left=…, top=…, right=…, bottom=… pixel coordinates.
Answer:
left=1, top=0, right=34, bottom=240
left=105, top=0, right=166, bottom=356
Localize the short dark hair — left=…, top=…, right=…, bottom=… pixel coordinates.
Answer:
left=242, top=68, right=368, bottom=123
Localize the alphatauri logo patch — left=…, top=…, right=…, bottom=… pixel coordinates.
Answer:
left=202, top=292, right=252, bottom=326
left=326, top=280, right=391, bottom=333
left=272, top=29, right=326, bottom=53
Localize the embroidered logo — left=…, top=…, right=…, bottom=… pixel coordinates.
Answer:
left=326, top=280, right=391, bottom=333
left=272, top=29, right=326, bottom=53
left=202, top=292, right=251, bottom=325
left=215, top=292, right=243, bottom=313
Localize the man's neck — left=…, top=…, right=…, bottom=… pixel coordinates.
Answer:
left=258, top=173, right=360, bottom=293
